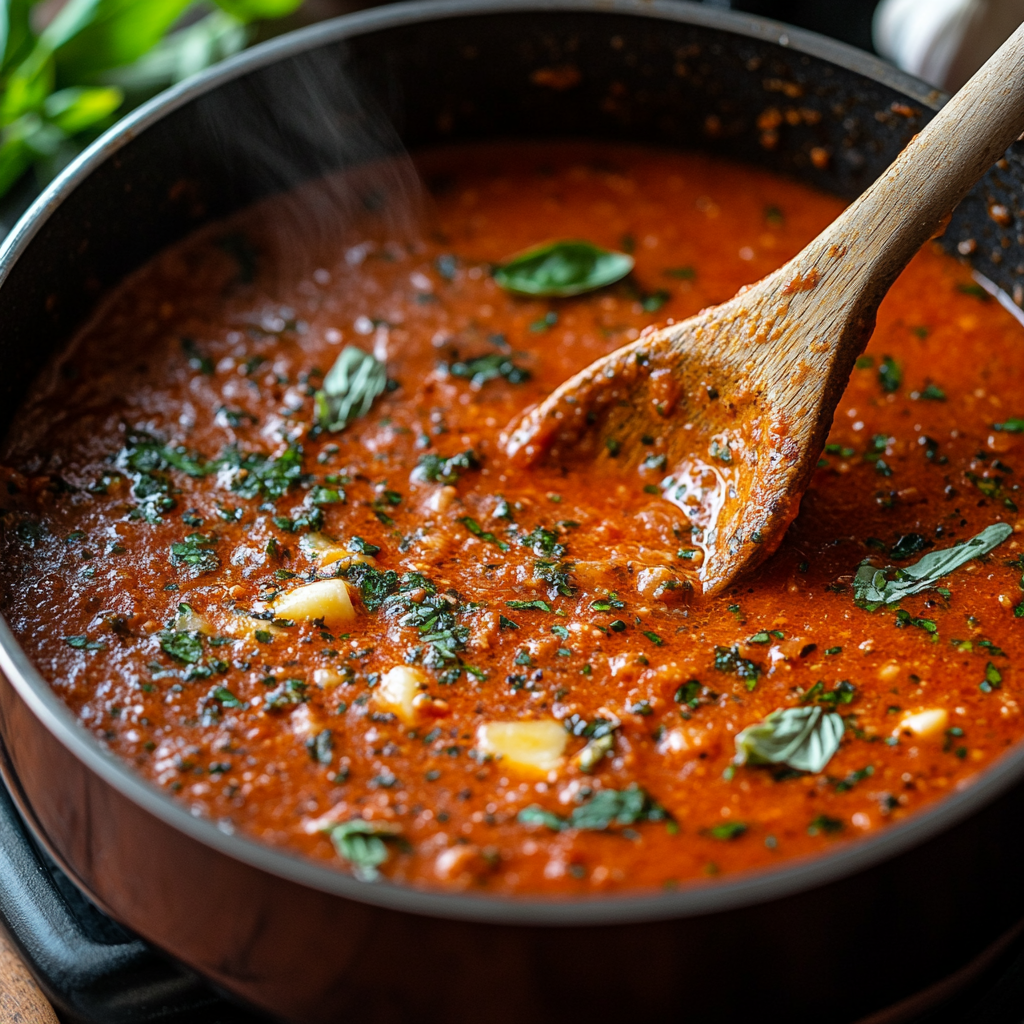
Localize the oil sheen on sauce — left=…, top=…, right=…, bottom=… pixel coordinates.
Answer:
left=2, top=141, right=1024, bottom=894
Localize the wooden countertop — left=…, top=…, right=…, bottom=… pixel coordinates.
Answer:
left=0, top=931, right=57, bottom=1024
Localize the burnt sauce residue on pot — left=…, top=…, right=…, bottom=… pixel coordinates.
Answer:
left=2, top=141, right=1023, bottom=893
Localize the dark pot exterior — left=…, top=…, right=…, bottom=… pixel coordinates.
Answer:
left=3, top=3, right=1024, bottom=1021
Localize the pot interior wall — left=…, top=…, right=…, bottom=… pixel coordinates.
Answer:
left=0, top=6, right=973, bottom=446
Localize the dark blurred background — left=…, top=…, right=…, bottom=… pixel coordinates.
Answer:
left=698, top=0, right=881, bottom=52
left=300, top=0, right=884, bottom=52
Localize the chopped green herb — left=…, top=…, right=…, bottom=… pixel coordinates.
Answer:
left=529, top=311, right=559, bottom=332
left=878, top=355, right=902, bottom=392
left=834, top=765, right=874, bottom=792
left=413, top=449, right=480, bottom=485
left=210, top=686, right=243, bottom=709
left=458, top=516, right=509, bottom=551
left=306, top=728, right=334, bottom=765
left=993, top=419, right=1024, bottom=433
left=534, top=560, right=576, bottom=597
left=506, top=599, right=552, bottom=612
left=709, top=439, right=732, bottom=464
left=663, top=265, right=696, bottom=280
left=182, top=337, right=213, bottom=375
left=169, top=533, right=220, bottom=576
left=445, top=352, right=530, bottom=386
left=520, top=525, right=566, bottom=558
left=705, top=821, right=747, bottom=841
left=65, top=635, right=106, bottom=651
left=957, top=281, right=989, bottom=300
left=801, top=679, right=855, bottom=708
left=980, top=661, right=1003, bottom=693
left=222, top=443, right=305, bottom=501
left=808, top=814, right=843, bottom=836
left=159, top=631, right=203, bottom=664
left=310, top=485, right=343, bottom=505
left=322, top=818, right=403, bottom=881
left=518, top=784, right=669, bottom=832
left=713, top=645, right=761, bottom=689
left=895, top=609, right=938, bottom=634
left=889, top=533, right=930, bottom=559
left=348, top=536, right=380, bottom=557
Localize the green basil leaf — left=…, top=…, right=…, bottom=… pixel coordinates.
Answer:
left=323, top=818, right=402, bottom=881
left=734, top=706, right=844, bottom=773
left=314, top=345, right=387, bottom=432
left=853, top=522, right=1012, bottom=608
left=493, top=240, right=634, bottom=297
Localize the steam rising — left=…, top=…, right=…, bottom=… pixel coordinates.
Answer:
left=193, top=45, right=427, bottom=283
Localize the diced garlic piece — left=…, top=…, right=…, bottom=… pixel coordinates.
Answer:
left=376, top=666, right=428, bottom=725
left=476, top=720, right=567, bottom=775
left=300, top=532, right=337, bottom=556
left=878, top=660, right=901, bottom=683
left=298, top=532, right=375, bottom=569
left=898, top=707, right=948, bottom=740
left=273, top=579, right=356, bottom=629
left=313, top=668, right=347, bottom=688
left=172, top=605, right=213, bottom=634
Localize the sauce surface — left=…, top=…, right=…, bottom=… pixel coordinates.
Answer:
left=3, top=141, right=1024, bottom=894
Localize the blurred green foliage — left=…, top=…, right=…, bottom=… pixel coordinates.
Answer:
left=0, top=0, right=303, bottom=197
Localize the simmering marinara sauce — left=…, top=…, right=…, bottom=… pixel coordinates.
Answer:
left=3, top=141, right=1024, bottom=893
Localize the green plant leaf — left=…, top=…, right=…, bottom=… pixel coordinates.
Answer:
left=323, top=818, right=403, bottom=881
left=1, top=1, right=40, bottom=76
left=493, top=240, right=634, bottom=297
left=314, top=345, right=387, bottom=432
left=734, top=705, right=844, bottom=773
left=212, top=0, right=302, bottom=21
left=43, top=0, right=196, bottom=82
left=853, top=522, right=1012, bottom=608
left=99, top=9, right=247, bottom=94
left=1, top=44, right=54, bottom=123
left=44, top=85, right=122, bottom=132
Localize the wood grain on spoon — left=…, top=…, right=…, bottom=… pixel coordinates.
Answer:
left=505, top=22, right=1024, bottom=597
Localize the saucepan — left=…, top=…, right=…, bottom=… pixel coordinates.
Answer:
left=1, top=2, right=1024, bottom=1020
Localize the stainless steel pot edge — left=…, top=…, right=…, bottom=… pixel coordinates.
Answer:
left=0, top=0, right=1003, bottom=929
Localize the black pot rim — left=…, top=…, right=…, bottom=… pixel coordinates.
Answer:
left=0, top=0, right=998, bottom=929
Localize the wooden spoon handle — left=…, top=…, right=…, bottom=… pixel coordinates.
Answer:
left=822, top=19, right=1024, bottom=301
left=0, top=931, right=58, bottom=1024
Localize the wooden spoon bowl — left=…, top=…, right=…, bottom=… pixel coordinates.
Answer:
left=506, top=21, right=1024, bottom=597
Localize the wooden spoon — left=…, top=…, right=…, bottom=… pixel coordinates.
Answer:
left=505, top=23, right=1024, bottom=598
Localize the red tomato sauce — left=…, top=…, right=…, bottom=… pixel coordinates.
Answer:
left=2, top=141, right=1024, bottom=893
